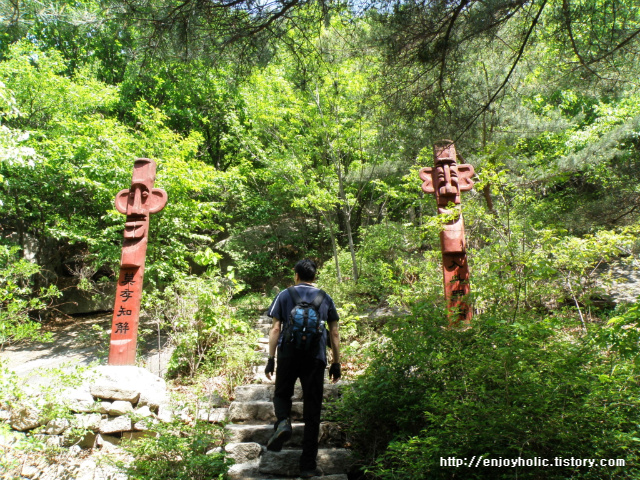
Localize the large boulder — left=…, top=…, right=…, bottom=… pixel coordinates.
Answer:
left=57, top=281, right=116, bottom=316
left=10, top=405, right=42, bottom=432
left=99, top=416, right=132, bottom=434
left=87, top=366, right=167, bottom=409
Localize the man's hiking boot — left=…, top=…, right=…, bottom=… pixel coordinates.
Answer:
left=266, top=418, right=292, bottom=452
left=299, top=467, right=323, bottom=478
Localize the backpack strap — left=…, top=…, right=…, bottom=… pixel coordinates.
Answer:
left=311, top=290, right=326, bottom=310
left=287, top=286, right=302, bottom=306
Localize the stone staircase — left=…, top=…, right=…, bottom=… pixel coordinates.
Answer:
left=224, top=314, right=353, bottom=480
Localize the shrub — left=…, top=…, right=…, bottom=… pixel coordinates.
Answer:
left=119, top=420, right=228, bottom=480
left=338, top=308, right=640, bottom=479
left=0, top=245, right=59, bottom=349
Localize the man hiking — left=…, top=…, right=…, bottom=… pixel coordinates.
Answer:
left=264, top=258, right=341, bottom=479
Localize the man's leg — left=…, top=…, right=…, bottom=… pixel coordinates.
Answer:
left=268, top=356, right=298, bottom=452
left=273, top=356, right=297, bottom=423
left=299, top=358, right=325, bottom=472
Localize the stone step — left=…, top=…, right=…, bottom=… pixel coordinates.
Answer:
left=225, top=422, right=343, bottom=447
left=250, top=369, right=346, bottom=387
left=234, top=384, right=302, bottom=402
left=227, top=448, right=354, bottom=479
left=234, top=383, right=343, bottom=403
left=228, top=401, right=305, bottom=424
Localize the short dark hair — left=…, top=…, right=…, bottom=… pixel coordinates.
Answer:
left=295, top=258, right=317, bottom=282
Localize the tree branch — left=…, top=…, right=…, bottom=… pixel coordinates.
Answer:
left=455, top=0, right=547, bottom=143
left=562, top=0, right=600, bottom=77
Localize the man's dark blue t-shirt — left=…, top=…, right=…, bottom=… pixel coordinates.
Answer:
left=267, top=283, right=339, bottom=365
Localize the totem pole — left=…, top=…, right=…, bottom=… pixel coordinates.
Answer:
left=419, top=141, right=474, bottom=324
left=108, top=158, right=168, bottom=365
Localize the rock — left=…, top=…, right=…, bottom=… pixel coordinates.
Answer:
left=96, top=434, right=121, bottom=448
left=98, top=401, right=112, bottom=414
left=10, top=405, right=42, bottom=431
left=109, top=400, right=133, bottom=416
left=225, top=421, right=340, bottom=447
left=65, top=386, right=97, bottom=413
left=0, top=408, right=11, bottom=421
left=206, top=447, right=223, bottom=455
left=234, top=384, right=303, bottom=402
left=197, top=408, right=228, bottom=423
left=99, top=416, right=132, bottom=434
left=133, top=417, right=158, bottom=431
left=88, top=366, right=167, bottom=409
left=228, top=401, right=274, bottom=423
left=45, top=435, right=63, bottom=447
left=259, top=448, right=354, bottom=476
left=0, top=429, right=24, bottom=447
left=157, top=405, right=174, bottom=422
left=122, top=431, right=157, bottom=441
left=44, top=417, right=70, bottom=435
left=58, top=282, right=116, bottom=315
left=63, top=430, right=96, bottom=448
left=202, top=392, right=226, bottom=407
left=39, top=464, right=67, bottom=480
left=73, top=413, right=102, bottom=432
left=68, top=444, right=82, bottom=456
left=234, top=385, right=275, bottom=402
left=75, top=459, right=98, bottom=480
left=90, top=383, right=140, bottom=403
left=138, top=387, right=168, bottom=411
left=228, top=458, right=261, bottom=480
left=135, top=405, right=153, bottom=418
left=228, top=401, right=303, bottom=423
left=21, top=464, right=39, bottom=478
left=225, top=442, right=262, bottom=463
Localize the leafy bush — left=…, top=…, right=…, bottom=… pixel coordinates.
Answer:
left=148, top=258, right=259, bottom=386
left=0, top=245, right=59, bottom=349
left=338, top=307, right=640, bottom=479
left=119, top=419, right=228, bottom=480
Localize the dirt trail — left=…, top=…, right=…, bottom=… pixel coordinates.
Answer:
left=0, top=313, right=171, bottom=383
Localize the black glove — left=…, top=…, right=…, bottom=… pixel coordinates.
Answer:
left=329, top=363, right=341, bottom=382
left=265, top=357, right=275, bottom=376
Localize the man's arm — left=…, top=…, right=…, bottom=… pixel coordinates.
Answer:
left=328, top=321, right=341, bottom=383
left=265, top=317, right=281, bottom=381
left=328, top=320, right=340, bottom=364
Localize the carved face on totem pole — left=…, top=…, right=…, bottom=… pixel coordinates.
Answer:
left=419, top=141, right=475, bottom=253
left=115, top=158, right=168, bottom=267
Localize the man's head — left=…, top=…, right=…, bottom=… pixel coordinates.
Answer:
left=294, top=258, right=317, bottom=283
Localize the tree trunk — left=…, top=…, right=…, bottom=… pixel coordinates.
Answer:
left=336, top=161, right=358, bottom=283
left=321, top=211, right=342, bottom=283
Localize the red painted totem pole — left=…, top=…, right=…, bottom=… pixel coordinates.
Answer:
left=419, top=141, right=474, bottom=324
left=108, top=159, right=168, bottom=365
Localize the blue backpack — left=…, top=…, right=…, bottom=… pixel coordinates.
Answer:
left=282, top=287, right=326, bottom=352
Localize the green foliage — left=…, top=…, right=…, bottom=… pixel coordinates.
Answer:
left=0, top=245, right=58, bottom=348
left=596, top=300, right=640, bottom=364
left=148, top=263, right=258, bottom=382
left=0, top=42, right=245, bottom=290
left=119, top=419, right=228, bottom=480
left=338, top=310, right=640, bottom=480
